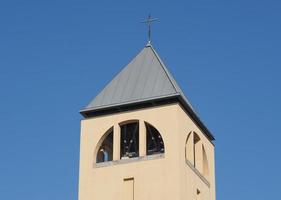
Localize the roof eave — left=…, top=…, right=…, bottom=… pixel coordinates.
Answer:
left=80, top=94, right=215, bottom=142
left=80, top=93, right=181, bottom=117
left=177, top=95, right=215, bottom=141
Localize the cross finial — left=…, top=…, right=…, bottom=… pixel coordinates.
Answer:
left=141, top=14, right=159, bottom=44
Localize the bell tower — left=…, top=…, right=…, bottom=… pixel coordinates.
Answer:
left=78, top=43, right=216, bottom=200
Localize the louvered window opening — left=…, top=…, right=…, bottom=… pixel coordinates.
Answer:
left=96, top=130, right=113, bottom=163
left=121, top=122, right=139, bottom=158
left=146, top=123, right=165, bottom=155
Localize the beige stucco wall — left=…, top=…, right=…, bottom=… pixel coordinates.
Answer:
left=176, top=105, right=216, bottom=200
left=78, top=103, right=216, bottom=200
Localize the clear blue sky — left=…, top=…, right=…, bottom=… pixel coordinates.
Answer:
left=0, top=0, right=280, bottom=199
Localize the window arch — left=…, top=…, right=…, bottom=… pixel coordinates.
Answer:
left=185, top=131, right=209, bottom=178
left=145, top=122, right=165, bottom=155
left=95, top=120, right=166, bottom=164
left=185, top=132, right=201, bottom=167
left=96, top=127, right=113, bottom=163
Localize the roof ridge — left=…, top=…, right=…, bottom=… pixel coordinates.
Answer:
left=147, top=44, right=195, bottom=111
left=147, top=44, right=179, bottom=94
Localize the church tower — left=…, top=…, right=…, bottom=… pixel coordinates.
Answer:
left=78, top=43, right=216, bottom=200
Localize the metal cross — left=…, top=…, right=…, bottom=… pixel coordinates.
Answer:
left=141, top=14, right=159, bottom=43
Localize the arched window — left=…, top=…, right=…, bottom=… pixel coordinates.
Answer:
left=96, top=128, right=113, bottom=163
left=185, top=132, right=209, bottom=178
left=95, top=120, right=166, bottom=164
left=185, top=132, right=193, bottom=164
left=145, top=122, right=165, bottom=155
left=185, top=132, right=201, bottom=168
left=120, top=121, right=139, bottom=159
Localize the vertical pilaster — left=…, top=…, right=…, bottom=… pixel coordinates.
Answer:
left=195, top=140, right=203, bottom=173
left=139, top=120, right=146, bottom=157
left=113, top=124, right=121, bottom=160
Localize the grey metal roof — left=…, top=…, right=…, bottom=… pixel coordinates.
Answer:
left=80, top=43, right=215, bottom=141
left=81, top=43, right=194, bottom=113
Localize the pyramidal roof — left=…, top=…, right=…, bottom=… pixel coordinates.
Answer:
left=81, top=43, right=214, bottom=141
left=83, top=43, right=193, bottom=112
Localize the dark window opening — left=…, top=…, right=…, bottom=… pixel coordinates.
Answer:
left=120, top=122, right=139, bottom=158
left=146, top=123, right=165, bottom=155
left=96, top=130, right=113, bottom=163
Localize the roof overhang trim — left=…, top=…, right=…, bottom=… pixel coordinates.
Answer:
left=80, top=94, right=215, bottom=142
